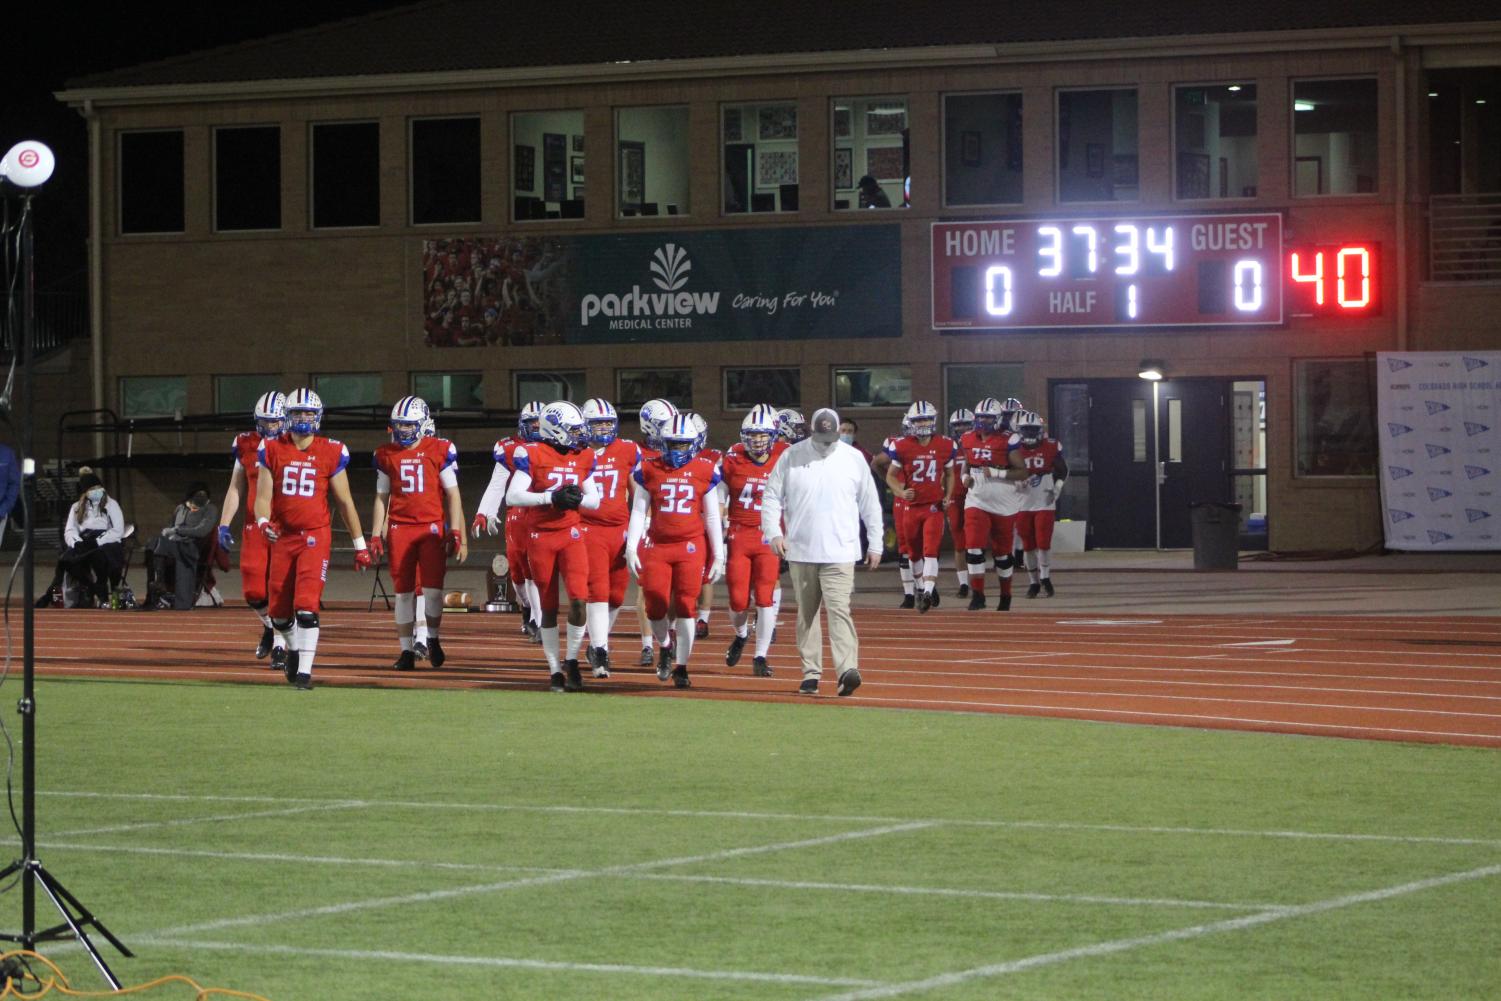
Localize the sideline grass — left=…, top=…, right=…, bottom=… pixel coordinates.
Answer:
left=11, top=677, right=1500, bottom=1000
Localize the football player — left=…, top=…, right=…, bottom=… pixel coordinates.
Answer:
left=626, top=414, right=725, bottom=689
left=473, top=402, right=545, bottom=643
left=504, top=401, right=601, bottom=692
left=253, top=388, right=373, bottom=690
left=687, top=411, right=719, bottom=639
left=574, top=398, right=642, bottom=677
left=869, top=428, right=915, bottom=608
left=775, top=408, right=807, bottom=444
left=718, top=404, right=787, bottom=676
left=370, top=396, right=467, bottom=671
left=884, top=401, right=956, bottom=612
left=999, top=396, right=1028, bottom=567
left=633, top=398, right=679, bottom=666
left=947, top=407, right=975, bottom=597
left=217, top=391, right=287, bottom=663
left=958, top=396, right=1030, bottom=611
left=1014, top=411, right=1069, bottom=598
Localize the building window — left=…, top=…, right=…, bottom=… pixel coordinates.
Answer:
left=515, top=370, right=585, bottom=407
left=120, top=376, right=187, bottom=418
left=724, top=368, right=800, bottom=410
left=834, top=366, right=911, bottom=409
left=118, top=130, right=184, bottom=234
left=722, top=101, right=798, bottom=214
left=943, top=92, right=1022, bottom=207
left=942, top=364, right=1024, bottom=418
left=1293, top=79, right=1378, bottom=196
left=215, top=375, right=282, bottom=415
left=617, top=369, right=691, bottom=410
left=311, top=122, right=380, bottom=228
left=313, top=373, right=384, bottom=409
left=411, top=117, right=481, bottom=225
left=833, top=97, right=908, bottom=211
left=412, top=372, right=484, bottom=409
left=512, top=111, right=584, bottom=222
left=213, top=126, right=280, bottom=231
left=1294, top=358, right=1376, bottom=476
left=1174, top=84, right=1258, bottom=200
left=1427, top=67, right=1501, bottom=196
left=616, top=106, right=690, bottom=218
left=1057, top=88, right=1138, bottom=203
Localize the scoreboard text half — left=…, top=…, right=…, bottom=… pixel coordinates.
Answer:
left=931, top=214, right=1378, bottom=331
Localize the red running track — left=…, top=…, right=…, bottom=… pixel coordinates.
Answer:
left=23, top=607, right=1501, bottom=748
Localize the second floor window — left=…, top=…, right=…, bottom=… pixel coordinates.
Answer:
left=1058, top=88, right=1138, bottom=203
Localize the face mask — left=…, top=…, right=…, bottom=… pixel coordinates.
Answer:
left=191, top=492, right=209, bottom=507
left=87, top=487, right=105, bottom=503
left=839, top=434, right=854, bottom=445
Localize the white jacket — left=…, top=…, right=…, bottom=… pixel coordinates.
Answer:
left=761, top=440, right=883, bottom=564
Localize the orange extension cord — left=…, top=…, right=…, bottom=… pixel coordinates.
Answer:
left=0, top=951, right=270, bottom=1000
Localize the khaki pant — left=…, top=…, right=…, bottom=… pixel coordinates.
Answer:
left=788, top=561, right=858, bottom=681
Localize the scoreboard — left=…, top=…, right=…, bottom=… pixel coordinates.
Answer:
left=932, top=214, right=1382, bottom=331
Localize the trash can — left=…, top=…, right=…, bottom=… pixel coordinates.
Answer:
left=1189, top=502, right=1242, bottom=571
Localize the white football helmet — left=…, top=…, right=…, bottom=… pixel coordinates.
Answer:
left=284, top=388, right=323, bottom=435
left=1015, top=411, right=1045, bottom=446
left=775, top=408, right=807, bottom=444
left=580, top=397, right=619, bottom=447
left=741, top=404, right=779, bottom=458
left=902, top=400, right=938, bottom=437
left=948, top=407, right=975, bottom=437
left=660, top=414, right=699, bottom=469
left=974, top=397, right=1003, bottom=433
left=1000, top=397, right=1026, bottom=431
left=253, top=391, right=287, bottom=439
left=518, top=401, right=545, bottom=442
left=420, top=416, right=437, bottom=438
left=538, top=401, right=588, bottom=450
left=687, top=411, right=709, bottom=451
left=389, top=395, right=430, bottom=447
left=639, top=398, right=679, bottom=448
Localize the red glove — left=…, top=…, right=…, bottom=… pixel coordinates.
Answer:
left=368, top=536, right=386, bottom=561
left=446, top=529, right=464, bottom=556
left=470, top=513, right=490, bottom=538
left=354, top=548, right=374, bottom=572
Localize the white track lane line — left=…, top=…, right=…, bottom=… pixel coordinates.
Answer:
left=48, top=801, right=367, bottom=837
left=804, top=864, right=1501, bottom=1001
left=38, top=791, right=1501, bottom=847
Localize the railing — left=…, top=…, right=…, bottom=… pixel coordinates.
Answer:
left=1429, top=193, right=1501, bottom=282
left=0, top=291, right=88, bottom=355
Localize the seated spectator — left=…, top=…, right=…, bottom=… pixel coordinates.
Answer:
left=144, top=481, right=218, bottom=610
left=37, top=473, right=126, bottom=608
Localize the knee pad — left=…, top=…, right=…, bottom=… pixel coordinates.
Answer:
left=898, top=556, right=911, bottom=571
left=994, top=554, right=1013, bottom=572
left=966, top=550, right=986, bottom=566
left=271, top=618, right=293, bottom=633
left=248, top=599, right=268, bottom=612
left=295, top=610, right=320, bottom=629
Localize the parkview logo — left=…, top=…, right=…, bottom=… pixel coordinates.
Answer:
left=580, top=243, right=721, bottom=329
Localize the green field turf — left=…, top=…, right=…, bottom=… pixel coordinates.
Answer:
left=7, top=677, right=1499, bottom=1000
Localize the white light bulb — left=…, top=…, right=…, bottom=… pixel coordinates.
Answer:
left=1, top=141, right=56, bottom=188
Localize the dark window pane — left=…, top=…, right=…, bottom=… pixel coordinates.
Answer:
left=1058, top=89, right=1138, bottom=203
left=944, top=93, right=1023, bottom=206
left=1293, top=79, right=1378, bottom=195
left=516, top=371, right=585, bottom=406
left=120, top=131, right=184, bottom=234
left=313, top=122, right=380, bottom=228
left=725, top=368, right=800, bottom=409
left=215, top=126, right=280, bottom=231
left=617, top=369, right=691, bottom=410
left=1295, top=359, right=1376, bottom=476
left=1174, top=85, right=1258, bottom=200
left=412, top=117, right=481, bottom=224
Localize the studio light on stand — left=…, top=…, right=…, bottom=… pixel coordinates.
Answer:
left=0, top=140, right=131, bottom=987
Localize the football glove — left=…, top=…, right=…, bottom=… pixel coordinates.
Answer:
left=470, top=513, right=490, bottom=538
left=626, top=545, right=643, bottom=577
left=258, top=519, right=279, bottom=543
left=368, top=536, right=385, bottom=561
left=217, top=525, right=235, bottom=550
left=708, top=554, right=726, bottom=584
left=551, top=483, right=584, bottom=510
left=446, top=529, right=464, bottom=557
left=354, top=548, right=374, bottom=572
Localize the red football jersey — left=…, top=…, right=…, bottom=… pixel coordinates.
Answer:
left=634, top=454, right=721, bottom=544
left=958, top=429, right=1017, bottom=476
left=885, top=435, right=957, bottom=505
left=950, top=436, right=969, bottom=497
left=720, top=441, right=788, bottom=528
left=375, top=437, right=457, bottom=525
left=515, top=442, right=596, bottom=532
left=582, top=438, right=642, bottom=528
left=232, top=432, right=265, bottom=498
left=1015, top=438, right=1063, bottom=477
left=259, top=436, right=351, bottom=532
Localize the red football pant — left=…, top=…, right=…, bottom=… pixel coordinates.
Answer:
left=640, top=539, right=707, bottom=620
left=388, top=521, right=447, bottom=592
left=581, top=523, right=629, bottom=607
left=527, top=527, right=589, bottom=613
left=891, top=499, right=910, bottom=558
left=267, top=527, right=331, bottom=619
left=240, top=524, right=271, bottom=605
left=946, top=496, right=966, bottom=554
left=700, top=533, right=714, bottom=585
left=902, top=503, right=947, bottom=561
left=965, top=510, right=1016, bottom=594
left=505, top=510, right=531, bottom=587
left=726, top=525, right=779, bottom=611
left=1017, top=510, right=1057, bottom=551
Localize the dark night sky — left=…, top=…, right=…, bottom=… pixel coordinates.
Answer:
left=3, top=4, right=413, bottom=291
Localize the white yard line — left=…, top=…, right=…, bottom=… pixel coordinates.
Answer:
left=804, top=863, right=1501, bottom=1001
left=47, top=801, right=367, bottom=837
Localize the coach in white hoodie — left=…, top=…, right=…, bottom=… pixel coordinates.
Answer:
left=761, top=408, right=884, bottom=697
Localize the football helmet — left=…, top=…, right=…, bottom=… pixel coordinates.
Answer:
left=902, top=400, right=938, bottom=438
left=537, top=401, right=588, bottom=451
left=420, top=416, right=437, bottom=438
left=1016, top=411, right=1045, bottom=446
left=776, top=408, right=807, bottom=444
left=580, top=397, right=619, bottom=447
left=687, top=411, right=709, bottom=451
left=948, top=407, right=975, bottom=437
left=253, top=391, right=287, bottom=439
left=389, top=395, right=430, bottom=447
left=1000, top=397, right=1026, bottom=431
left=660, top=414, right=699, bottom=469
left=741, top=404, right=779, bottom=458
left=974, top=397, right=1003, bottom=433
left=639, top=398, right=679, bottom=449
left=284, top=388, right=323, bottom=436
left=518, top=401, right=545, bottom=442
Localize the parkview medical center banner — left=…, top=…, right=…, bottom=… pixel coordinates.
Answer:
left=1378, top=352, right=1500, bottom=551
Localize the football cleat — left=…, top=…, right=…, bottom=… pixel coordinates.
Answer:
left=585, top=645, right=599, bottom=671
left=413, top=639, right=429, bottom=659
left=695, top=619, right=709, bottom=639
left=657, top=647, right=674, bottom=682
left=837, top=669, right=862, bottom=697
left=427, top=637, right=446, bottom=668
left=930, top=591, right=941, bottom=609
left=394, top=650, right=417, bottom=671
left=957, top=583, right=970, bottom=598
left=671, top=667, right=691, bottom=689
left=998, top=594, right=1012, bottom=612
left=1026, top=583, right=1041, bottom=599
left=283, top=650, right=300, bottom=683
left=797, top=678, right=819, bottom=696
left=270, top=646, right=288, bottom=672
left=549, top=672, right=567, bottom=693
left=917, top=590, right=931, bottom=614
left=293, top=673, right=313, bottom=691
left=591, top=648, right=611, bottom=678
left=564, top=659, right=584, bottom=692
left=967, top=592, right=986, bottom=611
left=753, top=657, right=772, bottom=677
left=255, top=627, right=275, bottom=659
left=899, top=594, right=916, bottom=609
left=726, top=634, right=747, bottom=667
left=527, top=623, right=543, bottom=645
left=639, top=646, right=655, bottom=667
left=1042, top=579, right=1055, bottom=597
